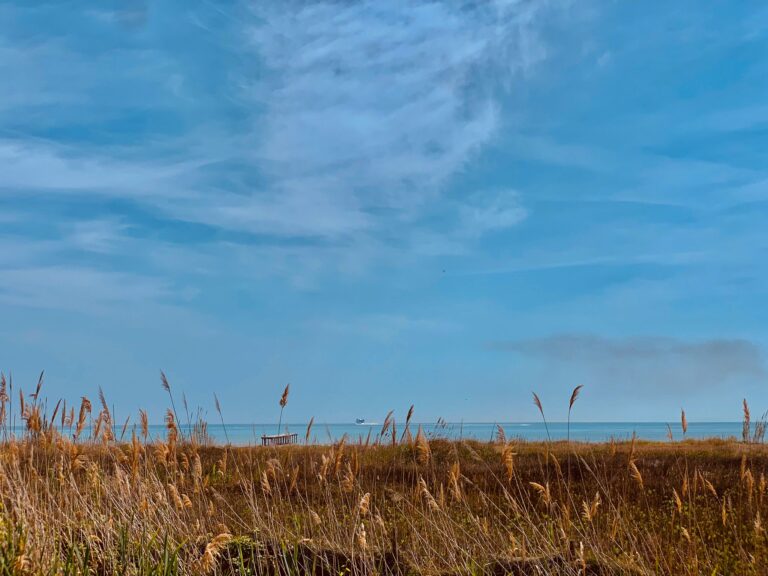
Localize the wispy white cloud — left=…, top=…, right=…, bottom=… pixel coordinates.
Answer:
left=0, top=266, right=171, bottom=311
left=247, top=0, right=548, bottom=231
left=0, top=140, right=198, bottom=198
left=64, top=218, right=130, bottom=254
left=2, top=0, right=546, bottom=237
left=458, top=190, right=528, bottom=236
left=494, top=333, right=766, bottom=392
left=0, top=0, right=559, bottom=310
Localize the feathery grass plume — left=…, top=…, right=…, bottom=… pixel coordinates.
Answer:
left=755, top=415, right=768, bottom=444
left=74, top=397, right=92, bottom=440
left=418, top=477, right=440, bottom=512
left=160, top=370, right=183, bottom=442
left=744, top=468, right=755, bottom=504
left=31, top=370, right=44, bottom=402
left=379, top=410, right=394, bottom=442
left=449, top=460, right=462, bottom=502
left=495, top=424, right=506, bottom=444
left=12, top=554, right=30, bottom=573
left=532, top=392, right=550, bottom=442
left=502, top=444, right=515, bottom=482
left=672, top=488, right=683, bottom=514
left=681, top=408, right=688, bottom=436
left=415, top=425, right=431, bottom=466
left=352, top=447, right=360, bottom=476
left=260, top=470, right=272, bottom=495
left=341, top=461, right=356, bottom=493
left=305, top=416, right=314, bottom=444
left=130, top=430, right=140, bottom=479
left=168, top=483, right=184, bottom=510
left=50, top=398, right=62, bottom=431
left=405, top=404, right=414, bottom=427
left=24, top=404, right=42, bottom=435
left=60, top=399, right=66, bottom=429
left=196, top=532, right=232, bottom=574
left=139, top=409, right=149, bottom=441
left=160, top=370, right=171, bottom=393
left=181, top=391, right=192, bottom=436
left=265, top=457, right=281, bottom=481
left=529, top=481, right=551, bottom=506
left=192, top=452, right=203, bottom=486
left=549, top=451, right=563, bottom=478
left=391, top=418, right=397, bottom=447
left=629, top=460, right=644, bottom=490
left=333, top=435, right=347, bottom=475
left=98, top=386, right=110, bottom=420
left=702, top=475, right=718, bottom=499
left=276, top=383, right=289, bottom=433
left=743, top=398, right=751, bottom=443
left=102, top=417, right=115, bottom=443
left=567, top=384, right=583, bottom=443
left=288, top=464, right=299, bottom=492
left=722, top=498, right=728, bottom=527
left=582, top=492, right=601, bottom=521
left=358, top=492, right=371, bottom=516
left=578, top=541, right=586, bottom=575
left=318, top=453, right=330, bottom=483
left=666, top=423, right=673, bottom=441
left=165, top=409, right=178, bottom=447
left=148, top=442, right=165, bottom=467
left=0, top=372, right=8, bottom=429
left=741, top=453, right=747, bottom=479
left=92, top=412, right=103, bottom=442
left=403, top=425, right=413, bottom=445
left=218, top=450, right=229, bottom=478
left=212, top=392, right=230, bottom=445
left=357, top=522, right=368, bottom=551
left=401, top=404, right=415, bottom=442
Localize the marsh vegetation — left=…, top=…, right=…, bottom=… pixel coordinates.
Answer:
left=0, top=374, right=764, bottom=575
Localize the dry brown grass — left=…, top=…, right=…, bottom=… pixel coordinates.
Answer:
left=0, top=378, right=764, bottom=575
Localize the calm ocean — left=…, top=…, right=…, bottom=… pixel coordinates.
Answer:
left=105, top=421, right=747, bottom=445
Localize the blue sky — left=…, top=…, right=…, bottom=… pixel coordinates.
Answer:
left=2, top=1, right=768, bottom=423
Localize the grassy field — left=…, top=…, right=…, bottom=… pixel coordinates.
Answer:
left=0, top=378, right=764, bottom=575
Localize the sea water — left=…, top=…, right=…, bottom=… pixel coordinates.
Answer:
left=103, top=421, right=745, bottom=445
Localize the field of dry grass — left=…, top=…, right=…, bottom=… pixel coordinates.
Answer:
left=0, top=376, right=764, bottom=575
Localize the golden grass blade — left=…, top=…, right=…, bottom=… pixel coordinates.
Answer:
left=305, top=416, right=314, bottom=443
left=569, top=385, right=583, bottom=410
left=279, top=384, right=290, bottom=408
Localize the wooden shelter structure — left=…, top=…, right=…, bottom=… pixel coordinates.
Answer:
left=261, top=432, right=298, bottom=446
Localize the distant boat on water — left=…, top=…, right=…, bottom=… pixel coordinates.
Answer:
left=354, top=418, right=379, bottom=426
